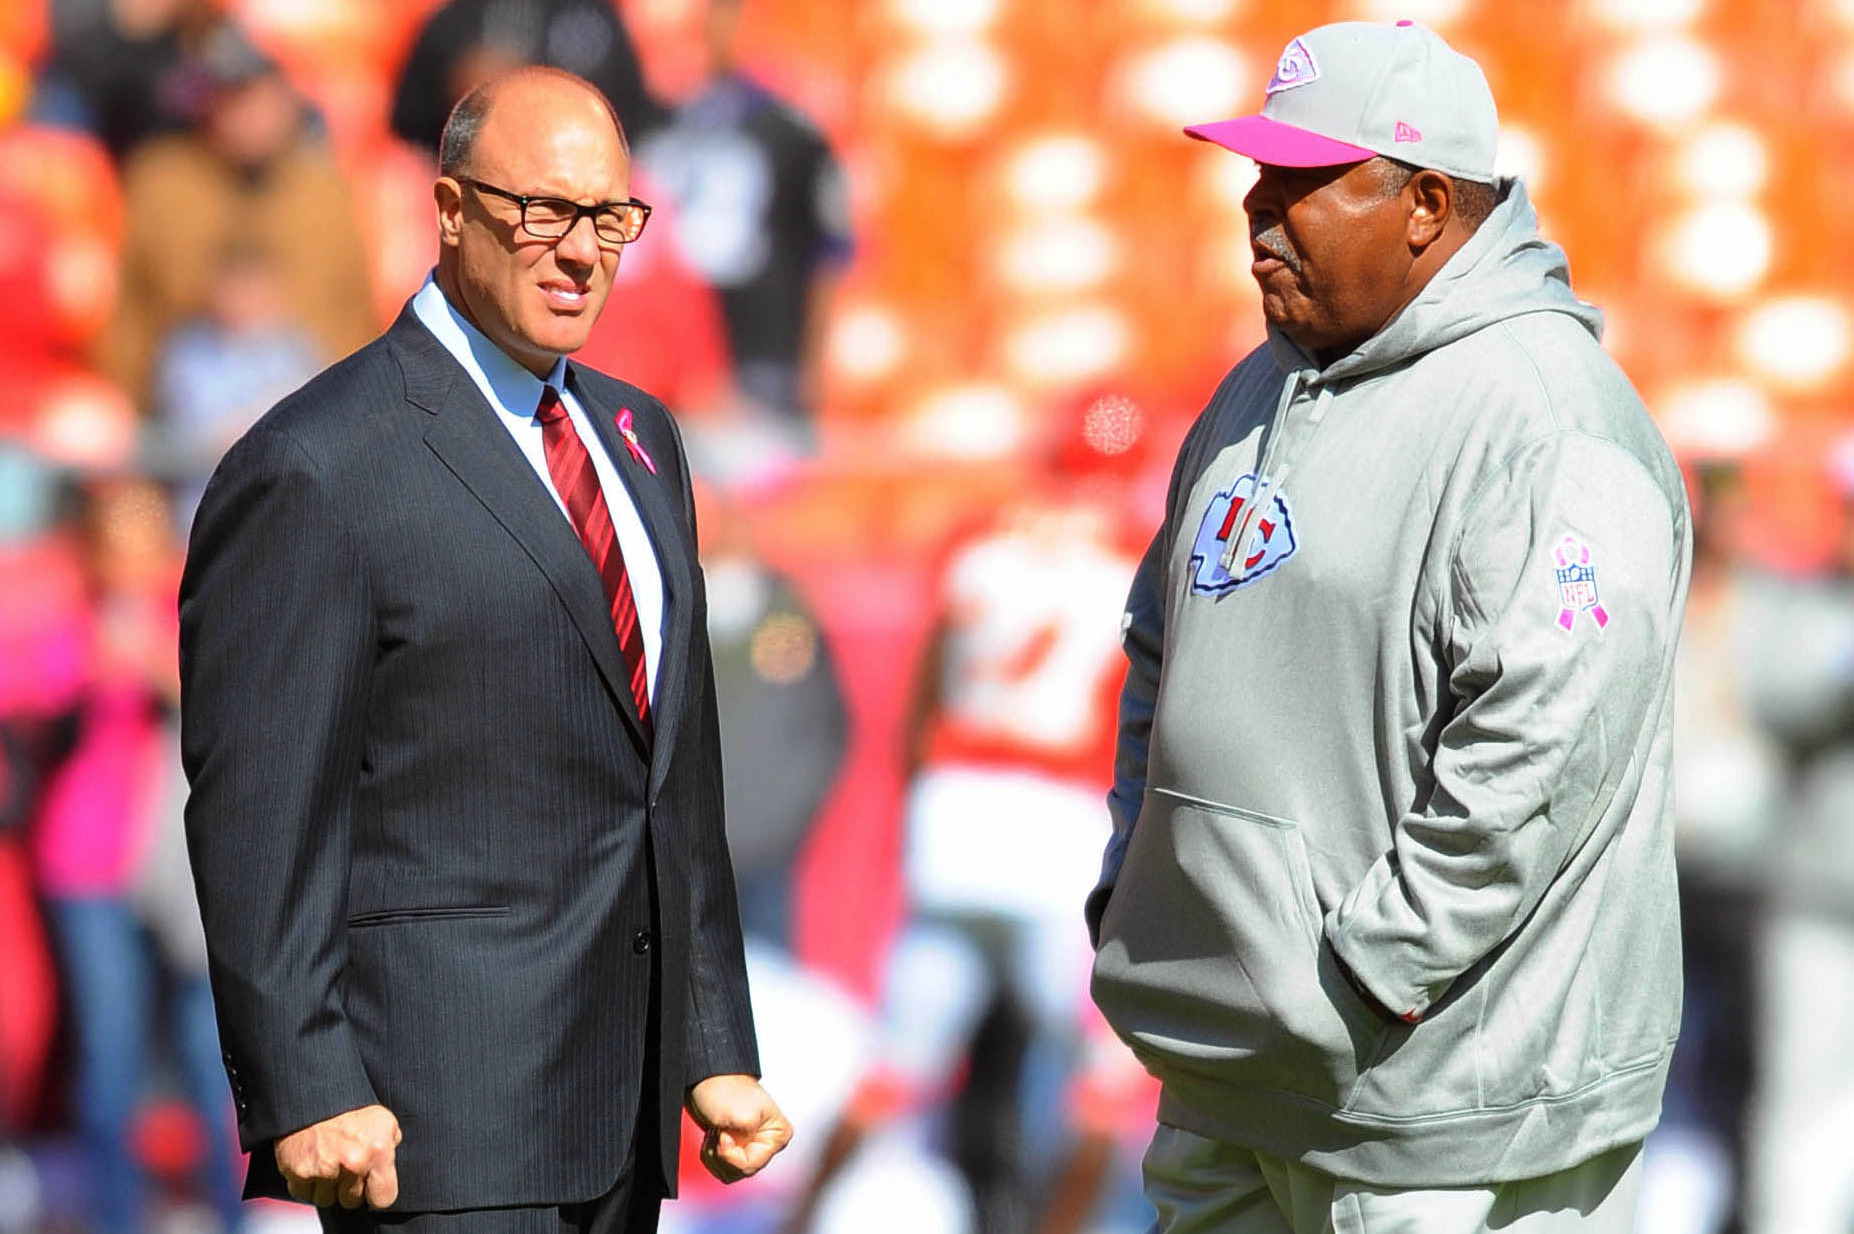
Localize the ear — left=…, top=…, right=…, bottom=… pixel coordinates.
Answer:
left=1406, top=170, right=1453, bottom=249
left=435, top=176, right=465, bottom=250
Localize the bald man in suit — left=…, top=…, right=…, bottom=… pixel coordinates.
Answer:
left=181, top=68, right=789, bottom=1231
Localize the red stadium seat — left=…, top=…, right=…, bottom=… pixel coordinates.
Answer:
left=0, top=127, right=124, bottom=346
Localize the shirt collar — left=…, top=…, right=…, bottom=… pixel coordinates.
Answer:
left=411, top=274, right=569, bottom=419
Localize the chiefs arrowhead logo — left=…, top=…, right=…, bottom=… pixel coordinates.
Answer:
left=1190, top=474, right=1298, bottom=596
left=1266, top=38, right=1320, bottom=95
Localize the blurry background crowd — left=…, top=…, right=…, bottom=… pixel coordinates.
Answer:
left=2, top=0, right=1853, bottom=1232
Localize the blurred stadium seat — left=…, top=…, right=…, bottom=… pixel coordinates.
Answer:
left=0, top=126, right=123, bottom=349
left=0, top=0, right=46, bottom=73
left=0, top=0, right=1834, bottom=551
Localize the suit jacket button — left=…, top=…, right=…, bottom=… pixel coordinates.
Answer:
left=632, top=930, right=652, bottom=955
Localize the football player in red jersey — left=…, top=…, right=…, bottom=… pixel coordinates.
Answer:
left=779, top=388, right=1162, bottom=1233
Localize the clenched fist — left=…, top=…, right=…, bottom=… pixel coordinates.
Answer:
left=275, top=1103, right=402, bottom=1209
left=685, top=1075, right=793, bottom=1183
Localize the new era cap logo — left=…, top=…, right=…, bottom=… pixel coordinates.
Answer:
left=1395, top=121, right=1423, bottom=142
left=1266, top=38, right=1320, bottom=94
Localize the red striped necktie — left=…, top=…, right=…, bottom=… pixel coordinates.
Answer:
left=535, top=385, right=652, bottom=739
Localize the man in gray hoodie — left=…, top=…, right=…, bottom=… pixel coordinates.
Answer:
left=1086, top=21, right=1690, bottom=1233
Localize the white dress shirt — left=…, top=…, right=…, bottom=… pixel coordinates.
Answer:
left=411, top=276, right=664, bottom=700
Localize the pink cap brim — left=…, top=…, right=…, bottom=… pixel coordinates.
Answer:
left=1184, top=115, right=1377, bottom=167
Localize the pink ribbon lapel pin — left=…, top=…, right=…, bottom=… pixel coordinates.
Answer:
left=616, top=408, right=658, bottom=475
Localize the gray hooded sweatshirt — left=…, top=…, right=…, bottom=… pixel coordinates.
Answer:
left=1088, top=181, right=1691, bottom=1188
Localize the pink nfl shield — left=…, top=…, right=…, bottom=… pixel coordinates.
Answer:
left=1553, top=534, right=1609, bottom=633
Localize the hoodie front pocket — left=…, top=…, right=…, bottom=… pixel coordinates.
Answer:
left=1092, top=788, right=1380, bottom=1108
left=1152, top=788, right=1329, bottom=977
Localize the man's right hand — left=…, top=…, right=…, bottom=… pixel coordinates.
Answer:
left=275, top=1104, right=402, bottom=1209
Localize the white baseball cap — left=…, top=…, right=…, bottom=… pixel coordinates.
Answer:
left=1185, top=21, right=1499, bottom=183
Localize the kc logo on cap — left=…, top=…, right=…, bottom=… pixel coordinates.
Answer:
left=1182, top=21, right=1500, bottom=184
left=1267, top=38, right=1321, bottom=94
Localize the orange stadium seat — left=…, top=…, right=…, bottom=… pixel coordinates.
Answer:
left=18, top=0, right=1811, bottom=456
left=0, top=0, right=47, bottom=68
left=0, top=52, right=29, bottom=130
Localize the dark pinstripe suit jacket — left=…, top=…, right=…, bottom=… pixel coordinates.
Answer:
left=179, top=308, right=758, bottom=1211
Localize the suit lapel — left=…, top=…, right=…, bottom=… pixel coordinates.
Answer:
left=570, top=364, right=693, bottom=798
left=388, top=313, right=651, bottom=752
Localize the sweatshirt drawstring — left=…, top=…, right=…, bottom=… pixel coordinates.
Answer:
left=1220, top=372, right=1333, bottom=574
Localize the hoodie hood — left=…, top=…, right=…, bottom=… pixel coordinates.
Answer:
left=1267, top=178, right=1605, bottom=384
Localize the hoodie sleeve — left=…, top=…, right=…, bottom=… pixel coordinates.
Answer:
left=1085, top=526, right=1167, bottom=948
left=1085, top=406, right=1226, bottom=947
left=1325, top=429, right=1688, bottom=1021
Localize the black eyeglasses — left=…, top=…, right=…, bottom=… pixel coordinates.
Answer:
left=458, top=177, right=652, bottom=248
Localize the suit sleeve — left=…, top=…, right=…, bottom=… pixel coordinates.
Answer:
left=180, top=425, right=380, bottom=1149
left=663, top=407, right=760, bottom=1083
left=682, top=637, right=761, bottom=1081
left=1326, top=431, right=1688, bottom=1021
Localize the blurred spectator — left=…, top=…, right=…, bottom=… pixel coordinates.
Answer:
left=1030, top=1002, right=1159, bottom=1234
left=389, top=0, right=662, bottom=156
left=1644, top=459, right=1777, bottom=1234
left=146, top=235, right=320, bottom=517
left=0, top=124, right=126, bottom=363
left=662, top=939, right=875, bottom=1234
left=1739, top=448, right=1854, bottom=1234
left=0, top=722, right=31, bottom=834
left=575, top=172, right=735, bottom=419
left=637, top=0, right=851, bottom=434
left=0, top=439, right=61, bottom=540
left=702, top=489, right=850, bottom=950
left=31, top=478, right=241, bottom=1234
left=27, top=0, right=225, bottom=161
left=782, top=391, right=1149, bottom=1234
left=0, top=186, right=60, bottom=366
left=96, top=30, right=373, bottom=408
left=0, top=713, right=58, bottom=1148
left=0, top=445, right=72, bottom=1210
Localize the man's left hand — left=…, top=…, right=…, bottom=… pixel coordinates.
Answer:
left=685, top=1074, right=793, bottom=1183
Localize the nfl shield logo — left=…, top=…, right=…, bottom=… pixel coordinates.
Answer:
left=1191, top=474, right=1297, bottom=596
left=1552, top=534, right=1610, bottom=633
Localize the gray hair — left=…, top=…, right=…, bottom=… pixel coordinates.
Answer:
left=1375, top=157, right=1499, bottom=231
left=438, top=86, right=493, bottom=179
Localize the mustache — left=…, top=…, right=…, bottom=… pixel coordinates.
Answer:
left=1251, top=227, right=1303, bottom=274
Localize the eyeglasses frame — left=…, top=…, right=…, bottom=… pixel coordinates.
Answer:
left=456, top=176, right=652, bottom=248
